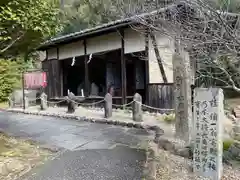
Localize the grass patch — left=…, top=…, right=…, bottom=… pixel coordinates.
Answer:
left=0, top=133, right=52, bottom=180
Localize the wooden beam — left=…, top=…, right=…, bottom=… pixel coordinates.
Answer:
left=120, top=29, right=127, bottom=104
left=150, top=32, right=168, bottom=83
left=46, top=49, right=48, bottom=61
left=84, top=39, right=89, bottom=97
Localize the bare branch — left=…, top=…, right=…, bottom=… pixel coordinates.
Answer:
left=0, top=33, right=25, bottom=54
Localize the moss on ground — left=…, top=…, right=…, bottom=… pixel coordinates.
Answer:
left=0, top=133, right=52, bottom=180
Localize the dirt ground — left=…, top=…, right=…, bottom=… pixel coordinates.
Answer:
left=0, top=133, right=52, bottom=180
left=225, top=98, right=240, bottom=109
left=155, top=148, right=240, bottom=180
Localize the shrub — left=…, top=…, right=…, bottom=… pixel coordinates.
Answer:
left=162, top=114, right=175, bottom=124
left=223, top=139, right=234, bottom=151
left=0, top=60, right=22, bottom=102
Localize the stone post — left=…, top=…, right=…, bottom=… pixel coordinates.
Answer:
left=104, top=93, right=112, bottom=118
left=193, top=88, right=223, bottom=180
left=132, top=93, right=143, bottom=122
left=67, top=92, right=77, bottom=113
left=8, top=95, right=13, bottom=108
left=24, top=96, right=29, bottom=109
left=40, top=92, right=48, bottom=110
left=173, top=51, right=192, bottom=144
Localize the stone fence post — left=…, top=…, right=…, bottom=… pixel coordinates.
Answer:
left=40, top=92, right=48, bottom=110
left=67, top=92, right=77, bottom=113
left=8, top=95, right=13, bottom=108
left=24, top=96, right=29, bottom=109
left=104, top=93, right=112, bottom=118
left=132, top=93, right=142, bottom=122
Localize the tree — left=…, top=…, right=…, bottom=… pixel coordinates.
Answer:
left=60, top=0, right=167, bottom=34
left=0, top=0, right=62, bottom=57
left=60, top=0, right=119, bottom=34
left=0, top=59, right=27, bottom=102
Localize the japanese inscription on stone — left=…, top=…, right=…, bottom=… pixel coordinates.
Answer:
left=193, top=88, right=223, bottom=180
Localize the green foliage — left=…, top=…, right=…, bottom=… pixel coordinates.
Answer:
left=223, top=139, right=234, bottom=151
left=0, top=0, right=62, bottom=57
left=60, top=0, right=167, bottom=34
left=162, top=114, right=175, bottom=124
left=60, top=0, right=118, bottom=34
left=0, top=59, right=26, bottom=102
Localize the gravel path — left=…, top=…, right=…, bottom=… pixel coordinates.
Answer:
left=0, top=111, right=153, bottom=180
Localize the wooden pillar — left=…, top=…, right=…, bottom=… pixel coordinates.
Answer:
left=145, top=30, right=150, bottom=105
left=43, top=50, right=49, bottom=97
left=120, top=29, right=127, bottom=104
left=84, top=39, right=89, bottom=97
left=22, top=72, right=25, bottom=110
left=57, top=47, right=63, bottom=97
left=133, top=58, right=137, bottom=94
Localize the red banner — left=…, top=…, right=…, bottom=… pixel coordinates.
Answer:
left=24, top=72, right=47, bottom=88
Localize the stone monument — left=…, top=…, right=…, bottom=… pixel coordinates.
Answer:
left=173, top=51, right=192, bottom=144
left=193, top=88, right=223, bottom=180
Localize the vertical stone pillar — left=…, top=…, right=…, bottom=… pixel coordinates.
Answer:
left=173, top=51, right=192, bottom=144
left=132, top=93, right=143, bottom=122
left=193, top=88, right=223, bottom=180
left=104, top=93, right=112, bottom=118
left=40, top=92, right=48, bottom=110
left=67, top=92, right=77, bottom=113
left=8, top=95, right=13, bottom=108
left=24, top=96, right=29, bottom=109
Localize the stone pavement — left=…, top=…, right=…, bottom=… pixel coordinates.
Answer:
left=0, top=111, right=153, bottom=180
left=9, top=105, right=176, bottom=139
left=8, top=105, right=233, bottom=140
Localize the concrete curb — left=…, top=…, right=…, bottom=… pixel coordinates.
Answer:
left=4, top=109, right=164, bottom=143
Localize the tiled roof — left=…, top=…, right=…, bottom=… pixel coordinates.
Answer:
left=37, top=5, right=173, bottom=50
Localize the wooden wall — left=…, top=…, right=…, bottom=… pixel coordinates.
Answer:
left=42, top=59, right=63, bottom=99
left=147, top=83, right=174, bottom=109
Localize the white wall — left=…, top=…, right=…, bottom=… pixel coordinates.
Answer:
left=38, top=51, right=46, bottom=61
left=86, top=32, right=121, bottom=54
left=47, top=48, right=57, bottom=60
left=59, top=41, right=84, bottom=60
left=148, top=33, right=174, bottom=83
left=124, top=28, right=145, bottom=54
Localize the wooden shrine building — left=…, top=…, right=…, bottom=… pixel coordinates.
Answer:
left=38, top=12, right=177, bottom=109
